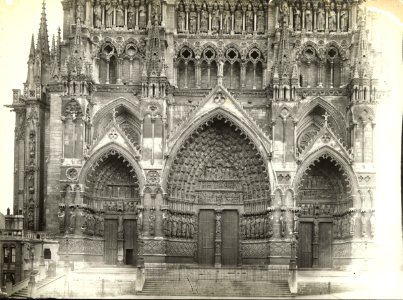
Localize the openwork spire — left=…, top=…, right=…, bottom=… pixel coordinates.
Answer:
left=37, top=0, right=50, bottom=60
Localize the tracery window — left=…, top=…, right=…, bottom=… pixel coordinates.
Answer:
left=223, top=48, right=241, bottom=89
left=177, top=47, right=196, bottom=89
left=200, top=48, right=218, bottom=89
left=99, top=43, right=117, bottom=84
left=245, top=48, right=264, bottom=89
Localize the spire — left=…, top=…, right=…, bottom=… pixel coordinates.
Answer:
left=51, top=35, right=56, bottom=58
left=37, top=0, right=50, bottom=60
left=29, top=34, right=36, bottom=59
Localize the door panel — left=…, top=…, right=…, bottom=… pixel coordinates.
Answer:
left=298, top=222, right=313, bottom=268
left=124, top=219, right=137, bottom=266
left=221, top=210, right=238, bottom=266
left=198, top=210, right=215, bottom=265
left=319, top=222, right=332, bottom=268
left=104, top=219, right=118, bottom=264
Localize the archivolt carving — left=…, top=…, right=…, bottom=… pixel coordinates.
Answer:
left=166, top=116, right=270, bottom=208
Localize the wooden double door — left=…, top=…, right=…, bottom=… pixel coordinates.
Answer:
left=198, top=210, right=239, bottom=266
left=297, top=221, right=333, bottom=268
left=104, top=218, right=137, bottom=265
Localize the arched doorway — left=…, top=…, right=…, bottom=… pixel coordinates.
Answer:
left=84, top=149, right=141, bottom=265
left=295, top=154, right=352, bottom=268
left=166, top=115, right=270, bottom=266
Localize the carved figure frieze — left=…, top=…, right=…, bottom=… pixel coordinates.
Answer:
left=163, top=211, right=196, bottom=239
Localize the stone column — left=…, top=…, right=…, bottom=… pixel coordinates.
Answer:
left=117, top=213, right=124, bottom=265
left=117, top=58, right=123, bottom=84
left=214, top=210, right=222, bottom=267
left=86, top=0, right=92, bottom=27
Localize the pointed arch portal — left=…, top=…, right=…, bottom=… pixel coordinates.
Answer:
left=81, top=147, right=143, bottom=265
left=294, top=153, right=354, bottom=269
left=165, top=115, right=271, bottom=265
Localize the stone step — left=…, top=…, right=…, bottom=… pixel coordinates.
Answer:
left=139, top=280, right=291, bottom=297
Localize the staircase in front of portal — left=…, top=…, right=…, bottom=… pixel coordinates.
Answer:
left=139, top=279, right=292, bottom=297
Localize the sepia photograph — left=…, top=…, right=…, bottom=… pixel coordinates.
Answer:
left=0, top=0, right=402, bottom=298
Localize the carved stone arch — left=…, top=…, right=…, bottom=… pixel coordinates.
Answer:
left=223, top=43, right=242, bottom=61
left=175, top=41, right=195, bottom=58
left=99, top=39, right=118, bottom=58
left=78, top=142, right=145, bottom=195
left=293, top=146, right=359, bottom=196
left=296, top=41, right=322, bottom=62
left=162, top=108, right=273, bottom=192
left=297, top=97, right=346, bottom=140
left=245, top=43, right=266, bottom=62
left=93, top=97, right=142, bottom=125
left=200, top=42, right=219, bottom=62
left=325, top=40, right=347, bottom=61
left=273, top=188, right=283, bottom=206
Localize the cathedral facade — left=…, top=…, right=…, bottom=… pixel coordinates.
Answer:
left=7, top=0, right=379, bottom=270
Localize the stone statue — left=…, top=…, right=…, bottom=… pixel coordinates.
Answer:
left=149, top=212, right=156, bottom=236
left=105, top=4, right=114, bottom=28
left=189, top=217, right=195, bottom=239
left=317, top=7, right=325, bottom=31
left=58, top=205, right=65, bottom=233
left=118, top=213, right=124, bottom=239
left=329, top=4, right=337, bottom=31
left=128, top=6, right=136, bottom=29
left=280, top=214, right=286, bottom=238
left=294, top=7, right=301, bottom=31
left=99, top=214, right=104, bottom=236
left=223, top=10, right=231, bottom=34
left=235, top=9, right=242, bottom=33
left=76, top=0, right=85, bottom=22
left=250, top=216, right=256, bottom=239
left=246, top=9, right=253, bottom=33
left=370, top=212, right=375, bottom=238
left=293, top=213, right=299, bottom=234
left=116, top=5, right=125, bottom=27
left=361, top=213, right=366, bottom=238
left=333, top=218, right=338, bottom=238
left=69, top=206, right=76, bottom=234
left=340, top=4, right=348, bottom=32
left=240, top=217, right=246, bottom=239
left=189, top=11, right=197, bottom=34
left=162, top=211, right=168, bottom=236
left=172, top=213, right=178, bottom=237
left=305, top=4, right=312, bottom=32
left=181, top=215, right=186, bottom=238
left=280, top=0, right=289, bottom=25
left=200, top=10, right=208, bottom=32
left=211, top=10, right=220, bottom=33
left=139, top=4, right=147, bottom=29
left=245, top=216, right=251, bottom=239
left=349, top=212, right=356, bottom=237
left=257, top=10, right=264, bottom=33
left=177, top=9, right=185, bottom=32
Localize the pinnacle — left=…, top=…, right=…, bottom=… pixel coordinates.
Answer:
left=29, top=34, right=35, bottom=58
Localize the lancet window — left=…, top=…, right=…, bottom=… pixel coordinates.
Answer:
left=99, top=43, right=118, bottom=84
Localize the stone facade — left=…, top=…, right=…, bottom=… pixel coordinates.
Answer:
left=6, top=0, right=382, bottom=269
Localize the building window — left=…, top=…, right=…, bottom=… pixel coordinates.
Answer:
left=3, top=246, right=15, bottom=263
left=44, top=248, right=51, bottom=260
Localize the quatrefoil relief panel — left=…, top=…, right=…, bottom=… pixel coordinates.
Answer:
left=213, top=92, right=226, bottom=105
